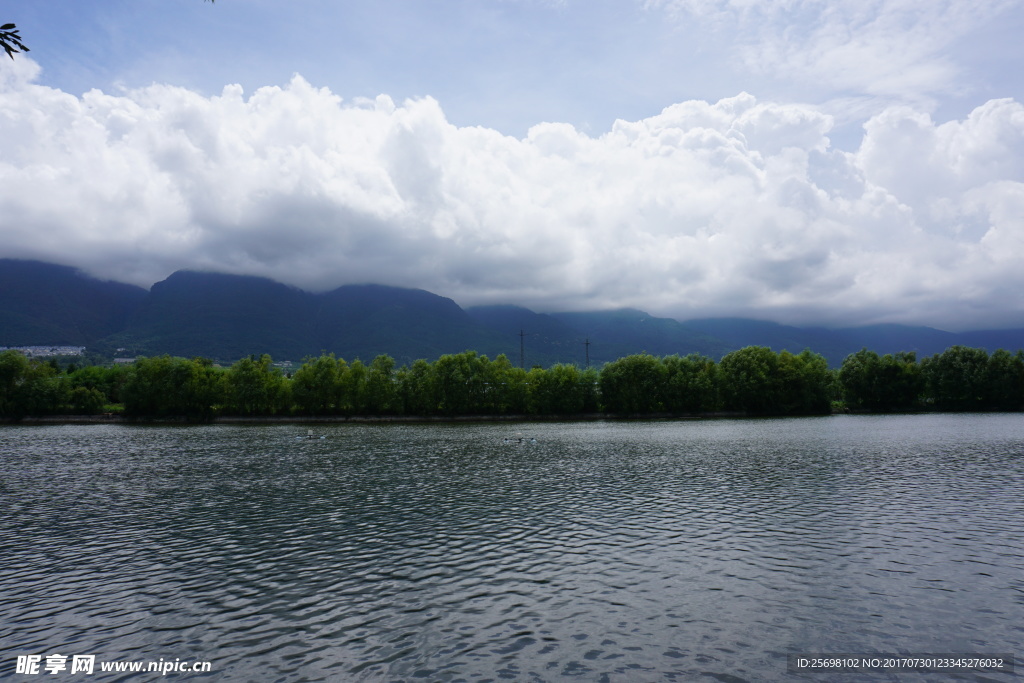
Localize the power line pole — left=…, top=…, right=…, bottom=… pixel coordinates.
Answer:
left=519, top=329, right=525, bottom=369
left=584, top=338, right=590, bottom=368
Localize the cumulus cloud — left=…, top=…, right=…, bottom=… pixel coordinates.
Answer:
left=1, top=60, right=1023, bottom=329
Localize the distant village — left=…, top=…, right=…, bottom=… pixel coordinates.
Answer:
left=0, top=345, right=86, bottom=357
left=0, top=345, right=302, bottom=370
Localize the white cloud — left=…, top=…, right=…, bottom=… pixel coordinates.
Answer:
left=1, top=60, right=1023, bottom=328
left=646, top=0, right=1021, bottom=106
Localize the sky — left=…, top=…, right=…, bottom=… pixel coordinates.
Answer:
left=1, top=0, right=1023, bottom=330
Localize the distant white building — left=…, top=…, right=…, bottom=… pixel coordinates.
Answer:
left=0, top=345, right=86, bottom=357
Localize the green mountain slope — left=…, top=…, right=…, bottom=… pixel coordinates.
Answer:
left=5, top=259, right=1024, bottom=366
left=314, top=284, right=512, bottom=365
left=101, top=270, right=315, bottom=359
left=549, top=309, right=733, bottom=362
left=465, top=305, right=593, bottom=367
left=0, top=259, right=147, bottom=346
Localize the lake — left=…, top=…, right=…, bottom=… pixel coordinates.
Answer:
left=2, top=415, right=1022, bottom=681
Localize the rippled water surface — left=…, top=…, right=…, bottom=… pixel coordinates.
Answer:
left=2, top=415, right=1023, bottom=681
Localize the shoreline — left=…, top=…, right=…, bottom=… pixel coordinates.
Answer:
left=4, top=411, right=765, bottom=425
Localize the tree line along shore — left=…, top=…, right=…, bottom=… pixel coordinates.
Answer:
left=1, top=345, right=1023, bottom=420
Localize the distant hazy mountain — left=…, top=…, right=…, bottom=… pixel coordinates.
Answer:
left=0, top=259, right=147, bottom=346
left=465, top=306, right=738, bottom=366
left=955, top=329, right=1024, bottom=354
left=103, top=271, right=514, bottom=365
left=465, top=305, right=596, bottom=366
left=101, top=270, right=316, bottom=360
left=547, top=309, right=732, bottom=363
left=835, top=324, right=961, bottom=360
left=312, top=284, right=512, bottom=365
left=3, top=259, right=1024, bottom=365
left=679, top=318, right=846, bottom=358
left=681, top=318, right=1024, bottom=366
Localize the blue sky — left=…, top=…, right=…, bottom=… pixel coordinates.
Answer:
left=8, top=1, right=757, bottom=136
left=15, top=1, right=1021, bottom=139
left=2, top=0, right=1023, bottom=329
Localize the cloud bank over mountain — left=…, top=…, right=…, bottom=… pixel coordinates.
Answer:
left=1, top=55, right=1022, bottom=330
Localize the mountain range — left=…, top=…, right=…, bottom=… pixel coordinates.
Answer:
left=3, top=258, right=1023, bottom=367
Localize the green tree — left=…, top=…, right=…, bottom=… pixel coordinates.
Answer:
left=365, top=355, right=398, bottom=414
left=599, top=354, right=666, bottom=414
left=839, top=348, right=879, bottom=410
left=921, top=346, right=990, bottom=411
left=482, top=353, right=529, bottom=415
left=718, top=346, right=781, bottom=413
left=579, top=366, right=600, bottom=413
left=776, top=349, right=832, bottom=415
left=0, top=350, right=67, bottom=417
left=433, top=351, right=488, bottom=415
left=68, top=364, right=130, bottom=405
left=397, top=359, right=437, bottom=416
left=69, top=386, right=106, bottom=414
left=528, top=364, right=590, bottom=415
left=123, top=356, right=170, bottom=416
left=22, top=362, right=67, bottom=415
left=338, top=359, right=368, bottom=414
left=661, top=354, right=722, bottom=413
left=526, top=366, right=552, bottom=414
left=123, top=355, right=223, bottom=418
left=982, top=348, right=1024, bottom=410
left=291, top=354, right=340, bottom=415
left=0, top=350, right=31, bottom=415
left=187, top=357, right=226, bottom=417
left=224, top=354, right=287, bottom=415
left=840, top=348, right=922, bottom=412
